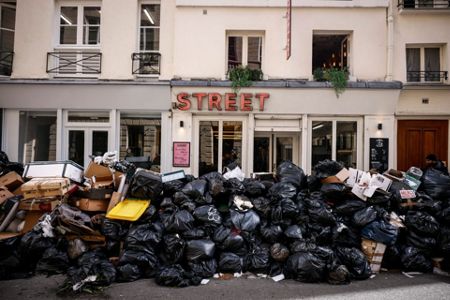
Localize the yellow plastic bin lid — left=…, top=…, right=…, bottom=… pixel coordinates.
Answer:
left=106, top=199, right=150, bottom=221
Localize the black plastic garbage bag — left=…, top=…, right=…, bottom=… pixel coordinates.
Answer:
left=66, top=250, right=116, bottom=291
left=309, top=224, right=332, bottom=246
left=243, top=179, right=266, bottom=197
left=276, top=161, right=306, bottom=189
left=335, top=199, right=366, bottom=216
left=119, top=248, right=159, bottom=277
left=406, top=231, right=437, bottom=252
left=160, top=234, right=185, bottom=264
left=163, top=180, right=185, bottom=197
left=268, top=182, right=297, bottom=201
left=270, top=205, right=292, bottom=227
left=284, top=225, right=303, bottom=240
left=246, top=245, right=270, bottom=271
left=439, top=226, right=450, bottom=254
left=352, top=206, right=377, bottom=227
left=305, top=198, right=336, bottom=225
left=284, top=252, right=327, bottom=283
left=19, top=230, right=55, bottom=267
left=224, top=178, right=245, bottom=195
left=101, top=219, right=128, bottom=240
left=401, top=246, right=433, bottom=273
left=222, top=234, right=246, bottom=255
left=155, top=264, right=201, bottom=287
left=260, top=224, right=283, bottom=243
left=116, top=264, right=141, bottom=282
left=36, top=246, right=69, bottom=275
left=201, top=172, right=225, bottom=197
left=280, top=198, right=299, bottom=218
left=218, top=252, right=243, bottom=273
left=125, top=223, right=162, bottom=250
left=313, top=160, right=344, bottom=179
left=182, top=228, right=206, bottom=240
left=252, top=197, right=272, bottom=218
left=332, top=223, right=360, bottom=248
left=193, top=205, right=222, bottom=225
left=335, top=247, right=371, bottom=280
left=414, top=192, right=442, bottom=216
left=421, top=168, right=450, bottom=200
left=188, top=258, right=217, bottom=278
left=185, top=239, right=215, bottom=261
left=136, top=205, right=157, bottom=224
left=162, top=209, right=195, bottom=233
left=270, top=243, right=290, bottom=262
left=182, top=179, right=208, bottom=199
left=328, top=264, right=351, bottom=285
left=230, top=209, right=260, bottom=232
left=129, top=170, right=163, bottom=199
left=361, top=220, right=398, bottom=246
left=405, top=211, right=440, bottom=237
left=439, top=207, right=450, bottom=225
left=0, top=151, right=24, bottom=176
left=289, top=239, right=317, bottom=254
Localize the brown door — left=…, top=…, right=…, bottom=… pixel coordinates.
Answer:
left=397, top=120, right=448, bottom=171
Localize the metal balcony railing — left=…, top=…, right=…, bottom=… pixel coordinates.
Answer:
left=407, top=70, right=448, bottom=82
left=398, top=0, right=450, bottom=9
left=132, top=52, right=161, bottom=75
left=0, top=51, right=14, bottom=76
left=46, top=51, right=102, bottom=75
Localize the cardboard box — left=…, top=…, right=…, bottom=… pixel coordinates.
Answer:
left=21, top=177, right=70, bottom=200
left=0, top=171, right=24, bottom=191
left=322, top=168, right=351, bottom=184
left=84, top=162, right=123, bottom=189
left=76, top=198, right=109, bottom=212
left=0, top=211, right=45, bottom=240
left=107, top=192, right=122, bottom=213
left=18, top=199, right=60, bottom=211
left=23, top=160, right=84, bottom=183
left=361, top=238, right=386, bottom=273
left=0, top=187, right=14, bottom=206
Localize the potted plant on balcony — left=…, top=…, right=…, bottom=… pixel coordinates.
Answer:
left=228, top=66, right=263, bottom=93
left=314, top=67, right=349, bottom=98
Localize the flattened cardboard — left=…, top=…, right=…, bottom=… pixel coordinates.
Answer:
left=21, top=177, right=70, bottom=200
left=76, top=198, right=109, bottom=212
left=0, top=171, right=24, bottom=191
left=0, top=211, right=44, bottom=240
left=18, top=199, right=60, bottom=211
left=361, top=238, right=386, bottom=274
left=85, top=162, right=113, bottom=182
left=0, top=187, right=14, bottom=206
left=107, top=192, right=122, bottom=213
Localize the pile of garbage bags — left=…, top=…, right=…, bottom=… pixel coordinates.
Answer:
left=1, top=155, right=450, bottom=292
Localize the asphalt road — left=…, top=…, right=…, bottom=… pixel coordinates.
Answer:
left=1, top=271, right=449, bottom=300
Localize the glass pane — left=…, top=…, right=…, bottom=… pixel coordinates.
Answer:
left=141, top=4, right=161, bottom=27
left=253, top=137, right=270, bottom=172
left=0, top=29, right=14, bottom=51
left=1, top=6, right=15, bottom=30
left=83, top=25, right=100, bottom=44
left=69, top=130, right=84, bottom=166
left=140, top=28, right=159, bottom=51
left=228, top=36, right=243, bottom=70
left=60, top=7, right=77, bottom=25
left=18, top=112, right=57, bottom=164
left=311, top=121, right=332, bottom=168
left=406, top=48, right=420, bottom=82
left=222, top=121, right=242, bottom=170
left=68, top=111, right=109, bottom=122
left=276, top=137, right=293, bottom=167
left=92, top=131, right=108, bottom=157
left=199, top=121, right=219, bottom=176
left=120, top=116, right=161, bottom=172
left=83, top=7, right=101, bottom=25
left=336, top=121, right=357, bottom=168
left=425, top=48, right=440, bottom=82
left=60, top=26, right=77, bottom=44
left=247, top=37, right=262, bottom=70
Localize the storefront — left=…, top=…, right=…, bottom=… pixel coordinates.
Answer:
left=1, top=81, right=171, bottom=172
left=170, top=81, right=401, bottom=177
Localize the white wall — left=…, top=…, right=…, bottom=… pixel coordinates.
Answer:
left=2, top=109, right=20, bottom=161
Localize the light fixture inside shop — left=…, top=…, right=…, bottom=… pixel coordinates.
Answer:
left=179, top=121, right=184, bottom=128
left=377, top=123, right=382, bottom=130
left=60, top=15, right=72, bottom=25
left=144, top=9, right=155, bottom=25
left=312, top=124, right=324, bottom=130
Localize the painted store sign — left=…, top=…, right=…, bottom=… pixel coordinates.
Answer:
left=176, top=92, right=270, bottom=111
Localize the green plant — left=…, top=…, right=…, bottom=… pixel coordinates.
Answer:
left=323, top=68, right=348, bottom=98
left=228, top=66, right=263, bottom=93
left=313, top=68, right=326, bottom=82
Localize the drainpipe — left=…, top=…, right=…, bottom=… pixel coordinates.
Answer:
left=386, top=0, right=394, bottom=81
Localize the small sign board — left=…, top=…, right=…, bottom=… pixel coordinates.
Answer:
left=173, top=142, right=190, bottom=167
left=161, top=170, right=186, bottom=183
left=370, top=138, right=389, bottom=173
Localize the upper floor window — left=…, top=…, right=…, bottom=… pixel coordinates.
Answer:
left=59, top=5, right=101, bottom=46
left=139, top=4, right=160, bottom=52
left=227, top=33, right=263, bottom=72
left=0, top=3, right=15, bottom=76
left=312, top=33, right=350, bottom=74
left=406, top=46, right=447, bottom=83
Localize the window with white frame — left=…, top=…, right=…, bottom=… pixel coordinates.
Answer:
left=0, top=3, right=15, bottom=76
left=59, top=4, right=101, bottom=46
left=139, top=3, right=160, bottom=52
left=310, top=119, right=361, bottom=169
left=406, top=45, right=446, bottom=83
left=227, top=33, right=263, bottom=71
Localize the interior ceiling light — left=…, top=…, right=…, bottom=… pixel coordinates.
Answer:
left=312, top=124, right=324, bottom=130
left=144, top=9, right=155, bottom=25
left=60, top=14, right=72, bottom=25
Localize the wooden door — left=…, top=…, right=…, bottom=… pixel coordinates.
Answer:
left=397, top=120, right=448, bottom=171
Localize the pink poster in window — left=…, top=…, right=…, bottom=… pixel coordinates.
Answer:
left=173, top=142, right=190, bottom=167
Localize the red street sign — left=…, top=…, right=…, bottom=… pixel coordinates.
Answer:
left=286, top=0, right=292, bottom=60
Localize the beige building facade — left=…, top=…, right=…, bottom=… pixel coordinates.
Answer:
left=0, top=0, right=449, bottom=176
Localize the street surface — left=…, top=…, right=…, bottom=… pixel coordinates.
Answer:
left=0, top=271, right=449, bottom=300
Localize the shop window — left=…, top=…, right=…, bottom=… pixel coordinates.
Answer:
left=59, top=5, right=101, bottom=46
left=406, top=46, right=445, bottom=83
left=19, top=111, right=57, bottom=164
left=198, top=120, right=242, bottom=176
left=0, top=3, right=15, bottom=76
left=311, top=120, right=358, bottom=169
left=227, top=33, right=263, bottom=71
left=312, top=33, right=350, bottom=73
left=67, top=111, right=109, bottom=123
left=120, top=116, right=161, bottom=172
